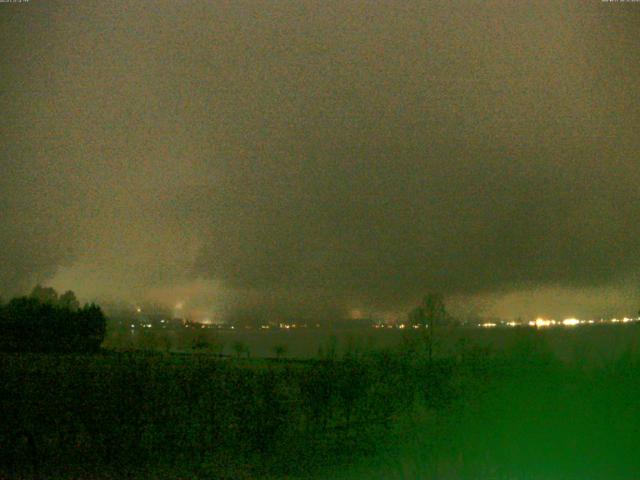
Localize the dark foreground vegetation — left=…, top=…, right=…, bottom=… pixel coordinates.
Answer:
left=3, top=326, right=640, bottom=479
left=0, top=286, right=106, bottom=353
left=0, top=342, right=441, bottom=479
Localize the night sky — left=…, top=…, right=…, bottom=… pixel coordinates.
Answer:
left=2, top=1, right=639, bottom=322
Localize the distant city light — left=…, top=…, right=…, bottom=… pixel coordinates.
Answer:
left=562, top=318, right=580, bottom=326
left=531, top=318, right=553, bottom=328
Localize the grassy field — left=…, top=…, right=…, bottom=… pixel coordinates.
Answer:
left=4, top=325, right=640, bottom=479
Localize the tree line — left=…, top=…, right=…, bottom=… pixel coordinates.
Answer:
left=0, top=285, right=106, bottom=353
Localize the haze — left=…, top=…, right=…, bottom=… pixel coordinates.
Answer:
left=2, top=1, right=639, bottom=322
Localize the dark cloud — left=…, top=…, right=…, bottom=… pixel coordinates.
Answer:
left=2, top=1, right=639, bottom=319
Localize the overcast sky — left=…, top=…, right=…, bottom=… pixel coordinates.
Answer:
left=2, top=1, right=639, bottom=321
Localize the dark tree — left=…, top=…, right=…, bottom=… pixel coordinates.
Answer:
left=58, top=290, right=80, bottom=311
left=29, top=285, right=58, bottom=305
left=272, top=344, right=287, bottom=360
left=408, top=306, right=425, bottom=327
left=408, top=293, right=448, bottom=361
left=424, top=293, right=447, bottom=326
left=0, top=290, right=106, bottom=353
left=76, top=303, right=107, bottom=352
